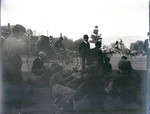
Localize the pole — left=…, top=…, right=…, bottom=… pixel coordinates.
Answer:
left=148, top=0, right=150, bottom=70
left=147, top=1, right=150, bottom=114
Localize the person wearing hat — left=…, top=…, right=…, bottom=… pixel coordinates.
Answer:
left=2, top=24, right=28, bottom=114
left=32, top=51, right=46, bottom=75
left=78, top=34, right=90, bottom=70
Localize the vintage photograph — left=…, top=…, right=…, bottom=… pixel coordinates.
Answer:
left=1, top=0, right=149, bottom=114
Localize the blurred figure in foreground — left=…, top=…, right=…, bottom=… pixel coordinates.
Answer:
left=2, top=24, right=28, bottom=114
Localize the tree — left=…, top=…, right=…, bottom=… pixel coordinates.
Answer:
left=62, top=36, right=74, bottom=50
left=130, top=40, right=144, bottom=53
left=73, top=38, right=83, bottom=50
left=90, top=26, right=102, bottom=43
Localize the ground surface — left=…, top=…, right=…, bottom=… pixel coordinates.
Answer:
left=20, top=54, right=148, bottom=114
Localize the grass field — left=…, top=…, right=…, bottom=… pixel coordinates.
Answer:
left=21, top=54, right=147, bottom=72
left=110, top=54, right=147, bottom=71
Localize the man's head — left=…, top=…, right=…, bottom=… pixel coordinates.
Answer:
left=95, top=41, right=102, bottom=48
left=83, top=34, right=89, bottom=42
left=12, top=24, right=26, bottom=39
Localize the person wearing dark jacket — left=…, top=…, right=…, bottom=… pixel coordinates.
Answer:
left=78, top=34, right=90, bottom=70
left=87, top=41, right=104, bottom=67
left=32, top=51, right=46, bottom=75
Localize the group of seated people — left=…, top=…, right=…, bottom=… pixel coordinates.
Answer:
left=27, top=42, right=141, bottom=111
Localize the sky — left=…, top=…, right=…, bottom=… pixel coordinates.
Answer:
left=1, top=0, right=149, bottom=48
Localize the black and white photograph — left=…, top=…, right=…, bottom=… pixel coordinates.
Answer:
left=0, top=0, right=149, bottom=114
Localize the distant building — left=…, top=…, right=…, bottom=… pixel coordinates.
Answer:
left=1, top=23, right=15, bottom=38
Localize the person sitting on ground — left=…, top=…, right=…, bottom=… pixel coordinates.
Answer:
left=29, top=63, right=62, bottom=87
left=121, top=56, right=132, bottom=73
left=74, top=65, right=105, bottom=111
left=32, top=51, right=47, bottom=76
left=121, top=56, right=141, bottom=103
left=111, top=60, right=133, bottom=104
left=50, top=65, right=80, bottom=90
left=50, top=65, right=79, bottom=110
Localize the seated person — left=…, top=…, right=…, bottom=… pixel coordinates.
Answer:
left=50, top=65, right=80, bottom=92
left=29, top=62, right=61, bottom=87
left=74, top=65, right=105, bottom=111
left=121, top=56, right=132, bottom=72
left=50, top=65, right=79, bottom=110
left=32, top=51, right=46, bottom=75
left=111, top=60, right=133, bottom=104
left=121, top=56, right=141, bottom=102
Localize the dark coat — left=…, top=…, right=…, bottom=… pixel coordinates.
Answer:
left=103, top=62, right=112, bottom=73
left=32, top=57, right=45, bottom=75
left=87, top=47, right=104, bottom=66
left=78, top=41, right=90, bottom=58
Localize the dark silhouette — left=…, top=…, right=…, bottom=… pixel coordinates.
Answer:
left=54, top=36, right=65, bottom=52
left=32, top=51, right=46, bottom=75
left=78, top=34, right=90, bottom=70
left=87, top=42, right=104, bottom=67
left=2, top=24, right=28, bottom=114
